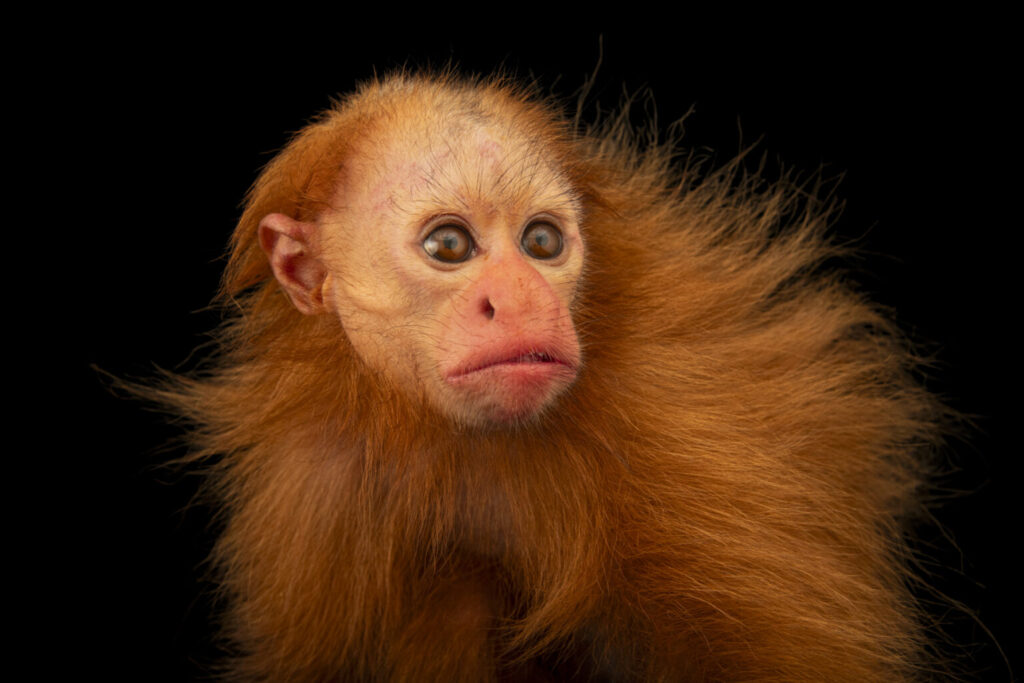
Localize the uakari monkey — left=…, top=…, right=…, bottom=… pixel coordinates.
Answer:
left=156, top=71, right=940, bottom=681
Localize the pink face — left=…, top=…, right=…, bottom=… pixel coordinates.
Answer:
left=316, top=119, right=585, bottom=426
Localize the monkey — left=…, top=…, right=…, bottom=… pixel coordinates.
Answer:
left=151, top=70, right=941, bottom=681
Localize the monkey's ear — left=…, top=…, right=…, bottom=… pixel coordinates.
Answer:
left=259, top=213, right=328, bottom=315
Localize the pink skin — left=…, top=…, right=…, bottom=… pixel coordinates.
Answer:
left=433, top=238, right=582, bottom=423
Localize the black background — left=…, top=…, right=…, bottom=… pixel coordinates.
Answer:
left=52, top=22, right=1015, bottom=681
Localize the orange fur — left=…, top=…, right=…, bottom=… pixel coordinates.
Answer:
left=155, top=71, right=940, bottom=681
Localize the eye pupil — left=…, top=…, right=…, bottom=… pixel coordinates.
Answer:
left=424, top=225, right=472, bottom=263
left=522, top=222, right=563, bottom=259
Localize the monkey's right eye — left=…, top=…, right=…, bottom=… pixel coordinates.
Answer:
left=423, top=225, right=473, bottom=263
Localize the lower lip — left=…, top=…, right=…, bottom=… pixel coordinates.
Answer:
left=445, top=359, right=579, bottom=422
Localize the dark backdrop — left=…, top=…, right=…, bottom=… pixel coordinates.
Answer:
left=56, top=24, right=1015, bottom=681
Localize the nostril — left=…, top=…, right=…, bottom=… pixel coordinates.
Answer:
left=481, top=298, right=495, bottom=320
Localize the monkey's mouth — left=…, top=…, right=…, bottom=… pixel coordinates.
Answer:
left=444, top=347, right=578, bottom=422
left=470, top=351, right=560, bottom=373
left=446, top=348, right=576, bottom=381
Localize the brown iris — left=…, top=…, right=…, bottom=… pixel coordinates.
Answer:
left=521, top=221, right=563, bottom=259
left=423, top=225, right=473, bottom=263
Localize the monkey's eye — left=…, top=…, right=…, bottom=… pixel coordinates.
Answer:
left=423, top=225, right=473, bottom=263
left=521, top=221, right=564, bottom=260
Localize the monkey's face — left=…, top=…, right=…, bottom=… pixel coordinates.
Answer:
left=317, top=118, right=585, bottom=427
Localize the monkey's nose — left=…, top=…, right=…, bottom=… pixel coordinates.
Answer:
left=481, top=298, right=496, bottom=320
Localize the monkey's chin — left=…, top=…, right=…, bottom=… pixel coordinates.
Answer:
left=444, top=361, right=578, bottom=427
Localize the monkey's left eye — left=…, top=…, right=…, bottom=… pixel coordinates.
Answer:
left=423, top=225, right=474, bottom=263
left=521, top=221, right=564, bottom=260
